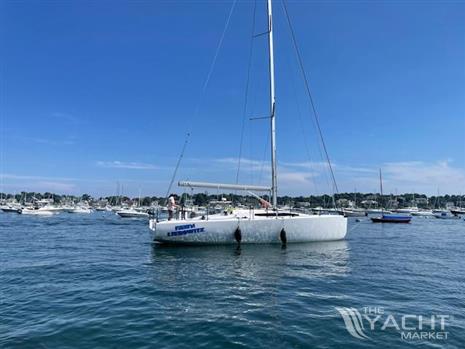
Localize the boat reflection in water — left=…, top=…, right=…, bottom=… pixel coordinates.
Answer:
left=149, top=240, right=350, bottom=284
left=146, top=241, right=349, bottom=346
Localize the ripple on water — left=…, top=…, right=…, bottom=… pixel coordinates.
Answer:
left=1, top=213, right=464, bottom=348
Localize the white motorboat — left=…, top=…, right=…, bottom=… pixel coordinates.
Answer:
left=450, top=207, right=465, bottom=216
left=21, top=207, right=55, bottom=216
left=149, top=0, right=347, bottom=245
left=1, top=204, right=22, bottom=213
left=411, top=210, right=434, bottom=217
left=41, top=204, right=68, bottom=213
left=75, top=207, right=93, bottom=214
left=395, top=207, right=419, bottom=214
left=366, top=208, right=385, bottom=214
left=434, top=211, right=460, bottom=220
left=342, top=208, right=367, bottom=217
left=68, top=205, right=93, bottom=214
left=117, top=208, right=149, bottom=218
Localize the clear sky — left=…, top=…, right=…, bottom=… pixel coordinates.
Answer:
left=1, top=0, right=464, bottom=197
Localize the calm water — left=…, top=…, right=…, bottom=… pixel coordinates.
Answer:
left=1, top=212, right=464, bottom=348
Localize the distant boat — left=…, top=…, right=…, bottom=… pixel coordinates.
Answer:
left=395, top=207, right=419, bottom=214
left=311, top=207, right=340, bottom=215
left=117, top=208, right=149, bottom=218
left=68, top=205, right=93, bottom=214
left=371, top=213, right=412, bottom=223
left=343, top=208, right=367, bottom=217
left=371, top=169, right=411, bottom=223
left=21, top=207, right=55, bottom=216
left=1, top=205, right=22, bottom=213
left=41, top=204, right=68, bottom=213
left=434, top=211, right=460, bottom=220
left=411, top=210, right=434, bottom=217
left=450, top=208, right=465, bottom=216
left=366, top=208, right=385, bottom=214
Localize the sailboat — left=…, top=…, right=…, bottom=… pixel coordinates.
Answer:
left=371, top=169, right=412, bottom=223
left=342, top=191, right=367, bottom=217
left=149, top=0, right=347, bottom=244
left=450, top=196, right=465, bottom=216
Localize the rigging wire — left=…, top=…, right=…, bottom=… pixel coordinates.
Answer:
left=279, top=35, right=334, bottom=210
left=281, top=36, right=323, bottom=197
left=197, top=0, right=237, bottom=109
left=281, top=0, right=340, bottom=199
left=170, top=0, right=237, bottom=196
left=236, top=0, right=257, bottom=185
left=165, top=133, right=190, bottom=200
left=257, top=130, right=270, bottom=185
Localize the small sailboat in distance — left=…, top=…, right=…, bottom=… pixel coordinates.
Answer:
left=371, top=169, right=412, bottom=223
left=149, top=0, right=347, bottom=245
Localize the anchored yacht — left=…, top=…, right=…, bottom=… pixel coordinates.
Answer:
left=149, top=0, right=347, bottom=245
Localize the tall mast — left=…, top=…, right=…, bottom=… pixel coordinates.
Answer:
left=267, top=0, right=278, bottom=208
left=379, top=168, right=383, bottom=211
left=379, top=168, right=383, bottom=197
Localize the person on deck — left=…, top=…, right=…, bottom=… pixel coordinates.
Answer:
left=259, top=198, right=272, bottom=209
left=167, top=195, right=177, bottom=221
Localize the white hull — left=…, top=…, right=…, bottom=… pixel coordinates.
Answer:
left=395, top=208, right=419, bottom=214
left=21, top=209, right=55, bottom=216
left=68, top=207, right=93, bottom=214
left=343, top=209, right=367, bottom=217
left=149, top=213, right=347, bottom=245
left=366, top=209, right=384, bottom=214
left=117, top=210, right=149, bottom=218
left=1, top=207, right=22, bottom=213
left=411, top=210, right=434, bottom=217
left=434, top=213, right=460, bottom=220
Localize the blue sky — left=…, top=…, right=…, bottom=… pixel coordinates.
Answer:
left=1, top=0, right=464, bottom=196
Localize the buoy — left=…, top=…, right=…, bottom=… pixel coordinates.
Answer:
left=234, top=227, right=242, bottom=244
left=280, top=228, right=287, bottom=244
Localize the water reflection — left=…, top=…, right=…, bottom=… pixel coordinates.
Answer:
left=148, top=241, right=350, bottom=287
left=145, top=241, right=350, bottom=339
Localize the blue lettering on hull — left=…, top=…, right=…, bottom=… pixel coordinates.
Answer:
left=168, top=224, right=205, bottom=237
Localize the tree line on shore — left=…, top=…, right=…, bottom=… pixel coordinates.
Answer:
left=1, top=191, right=464, bottom=208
